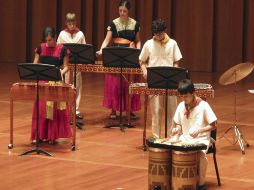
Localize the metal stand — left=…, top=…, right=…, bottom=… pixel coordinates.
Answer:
left=16, top=63, right=63, bottom=156
left=104, top=64, right=134, bottom=132
left=20, top=76, right=52, bottom=156
left=63, top=44, right=95, bottom=130
left=147, top=66, right=189, bottom=138
left=221, top=71, right=250, bottom=154
left=102, top=47, right=140, bottom=132
left=164, top=89, right=169, bottom=138
left=73, top=53, right=84, bottom=130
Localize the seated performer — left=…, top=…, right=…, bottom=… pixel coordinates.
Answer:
left=170, top=79, right=217, bottom=190
left=31, top=27, right=72, bottom=144
left=57, top=12, right=86, bottom=128
left=97, top=0, right=141, bottom=120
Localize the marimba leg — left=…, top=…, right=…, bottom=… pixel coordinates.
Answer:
left=143, top=95, right=148, bottom=151
left=8, top=99, right=14, bottom=149
left=72, top=102, right=76, bottom=151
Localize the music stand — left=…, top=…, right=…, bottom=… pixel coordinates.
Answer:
left=102, top=47, right=141, bottom=132
left=147, top=66, right=189, bottom=137
left=17, top=63, right=62, bottom=156
left=64, top=44, right=95, bottom=129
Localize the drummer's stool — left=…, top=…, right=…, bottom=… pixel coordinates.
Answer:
left=207, top=129, right=221, bottom=186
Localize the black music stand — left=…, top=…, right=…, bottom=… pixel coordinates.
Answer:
left=64, top=44, right=95, bottom=129
left=147, top=66, right=189, bottom=137
left=17, top=63, right=62, bottom=156
left=102, top=47, right=141, bottom=132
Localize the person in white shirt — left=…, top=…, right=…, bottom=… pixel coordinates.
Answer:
left=139, top=19, right=182, bottom=138
left=171, top=79, right=217, bottom=190
left=57, top=13, right=86, bottom=128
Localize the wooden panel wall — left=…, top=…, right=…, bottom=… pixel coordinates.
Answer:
left=81, top=0, right=94, bottom=44
left=106, top=0, right=119, bottom=25
left=174, top=0, right=214, bottom=72
left=1, top=0, right=254, bottom=73
left=156, top=0, right=172, bottom=36
left=213, top=0, right=244, bottom=72
left=137, top=0, right=154, bottom=43
left=29, top=0, right=57, bottom=62
left=94, top=0, right=107, bottom=50
left=245, top=0, right=254, bottom=63
left=0, top=0, right=27, bottom=63
left=60, top=0, right=81, bottom=29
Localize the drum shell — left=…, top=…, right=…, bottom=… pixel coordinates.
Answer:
left=172, top=151, right=199, bottom=190
left=148, top=147, right=171, bottom=190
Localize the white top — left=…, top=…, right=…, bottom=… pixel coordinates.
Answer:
left=139, top=38, right=182, bottom=67
left=173, top=100, right=217, bottom=147
left=57, top=30, right=86, bottom=44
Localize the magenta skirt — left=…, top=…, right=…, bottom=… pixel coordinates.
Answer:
left=103, top=74, right=141, bottom=112
left=31, top=101, right=72, bottom=141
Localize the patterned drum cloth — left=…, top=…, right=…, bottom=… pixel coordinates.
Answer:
left=148, top=147, right=171, bottom=190
left=172, top=151, right=199, bottom=190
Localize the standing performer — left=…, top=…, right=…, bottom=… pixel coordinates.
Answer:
left=139, top=19, right=183, bottom=138
left=171, top=79, right=217, bottom=190
left=97, top=0, right=141, bottom=120
left=31, top=27, right=72, bottom=144
left=57, top=13, right=86, bottom=125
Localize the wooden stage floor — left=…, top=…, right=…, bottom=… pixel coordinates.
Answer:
left=1, top=63, right=254, bottom=190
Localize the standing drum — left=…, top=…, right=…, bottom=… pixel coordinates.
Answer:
left=148, top=147, right=171, bottom=190
left=172, top=151, right=199, bottom=190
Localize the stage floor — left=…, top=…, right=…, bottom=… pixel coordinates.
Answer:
left=1, top=63, right=254, bottom=190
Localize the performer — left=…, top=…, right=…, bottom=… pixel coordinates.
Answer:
left=171, top=79, right=217, bottom=190
left=139, top=19, right=182, bottom=138
left=97, top=0, right=141, bottom=120
left=57, top=12, right=86, bottom=122
left=31, top=27, right=72, bottom=144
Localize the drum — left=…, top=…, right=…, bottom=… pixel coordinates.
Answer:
left=148, top=147, right=171, bottom=190
left=172, top=151, right=199, bottom=190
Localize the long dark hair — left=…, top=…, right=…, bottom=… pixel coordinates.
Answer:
left=42, top=27, right=56, bottom=42
left=119, top=0, right=131, bottom=10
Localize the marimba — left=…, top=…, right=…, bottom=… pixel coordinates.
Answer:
left=69, top=63, right=142, bottom=75
left=69, top=63, right=143, bottom=124
left=9, top=82, right=76, bottom=151
left=129, top=83, right=214, bottom=150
